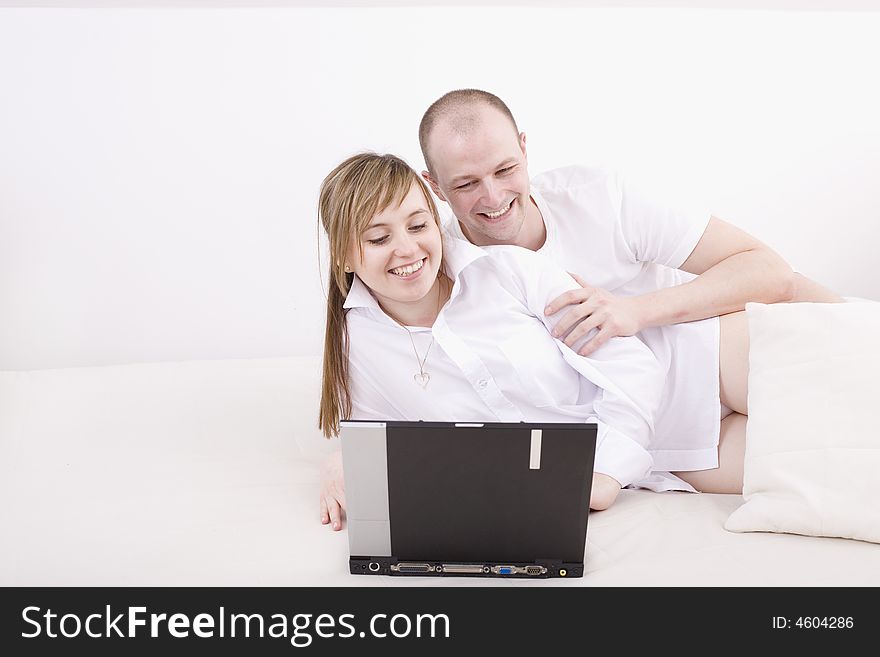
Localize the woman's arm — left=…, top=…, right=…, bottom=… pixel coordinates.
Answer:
left=319, top=449, right=346, bottom=531
left=320, top=365, right=397, bottom=532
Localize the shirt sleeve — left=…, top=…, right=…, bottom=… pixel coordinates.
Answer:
left=490, top=246, right=665, bottom=487
left=611, top=172, right=712, bottom=269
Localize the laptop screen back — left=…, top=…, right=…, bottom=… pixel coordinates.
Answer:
left=342, top=421, right=596, bottom=566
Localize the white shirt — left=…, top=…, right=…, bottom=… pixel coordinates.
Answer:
left=443, top=166, right=722, bottom=474
left=345, top=236, right=667, bottom=489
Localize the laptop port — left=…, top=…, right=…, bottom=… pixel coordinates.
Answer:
left=490, top=565, right=548, bottom=576
left=368, top=562, right=380, bottom=572
left=391, top=563, right=435, bottom=573
left=440, top=564, right=486, bottom=574
left=491, top=565, right=516, bottom=575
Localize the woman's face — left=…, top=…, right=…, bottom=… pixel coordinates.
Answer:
left=347, top=182, right=443, bottom=313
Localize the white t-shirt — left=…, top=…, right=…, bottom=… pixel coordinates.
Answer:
left=443, top=166, right=722, bottom=474
left=347, top=236, right=689, bottom=489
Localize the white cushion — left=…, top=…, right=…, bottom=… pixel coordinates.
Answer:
left=724, top=301, right=880, bottom=543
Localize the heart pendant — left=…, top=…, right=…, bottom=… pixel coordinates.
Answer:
left=413, top=372, right=430, bottom=388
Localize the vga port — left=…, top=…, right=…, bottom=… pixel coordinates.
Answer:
left=490, top=565, right=548, bottom=576
left=491, top=565, right=517, bottom=575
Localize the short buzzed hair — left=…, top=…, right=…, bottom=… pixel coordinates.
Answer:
left=419, top=89, right=519, bottom=174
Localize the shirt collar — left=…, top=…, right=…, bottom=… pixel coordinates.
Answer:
left=342, top=274, right=377, bottom=310
left=342, top=235, right=487, bottom=311
left=527, top=185, right=557, bottom=257
left=441, top=234, right=489, bottom=279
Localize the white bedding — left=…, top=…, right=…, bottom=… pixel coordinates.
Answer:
left=2, top=357, right=877, bottom=586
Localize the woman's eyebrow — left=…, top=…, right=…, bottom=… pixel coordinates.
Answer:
left=365, top=209, right=427, bottom=230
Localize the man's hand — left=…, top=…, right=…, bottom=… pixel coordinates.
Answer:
left=545, top=273, right=643, bottom=357
left=319, top=449, right=346, bottom=531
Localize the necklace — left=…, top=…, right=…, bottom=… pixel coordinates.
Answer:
left=407, top=330, right=434, bottom=388
left=404, top=274, right=446, bottom=389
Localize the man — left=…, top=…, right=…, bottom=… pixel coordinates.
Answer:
left=415, top=88, right=841, bottom=498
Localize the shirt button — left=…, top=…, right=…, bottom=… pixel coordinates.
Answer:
left=477, top=379, right=488, bottom=389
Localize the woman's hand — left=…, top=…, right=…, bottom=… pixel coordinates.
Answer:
left=319, top=449, right=346, bottom=530
left=590, top=472, right=622, bottom=511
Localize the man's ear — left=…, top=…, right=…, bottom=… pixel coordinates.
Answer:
left=519, top=132, right=528, bottom=163
left=421, top=170, right=447, bottom=202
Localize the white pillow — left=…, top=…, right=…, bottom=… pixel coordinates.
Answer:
left=724, top=300, right=880, bottom=543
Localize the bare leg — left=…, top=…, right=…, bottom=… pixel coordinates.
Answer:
left=672, top=311, right=749, bottom=491
left=716, top=277, right=842, bottom=414
left=718, top=310, right=749, bottom=414
left=672, top=277, right=841, bottom=493
left=718, top=273, right=843, bottom=413
left=673, top=412, right=747, bottom=493
left=791, top=272, right=844, bottom=303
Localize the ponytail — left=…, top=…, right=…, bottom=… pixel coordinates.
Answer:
left=318, top=273, right=352, bottom=438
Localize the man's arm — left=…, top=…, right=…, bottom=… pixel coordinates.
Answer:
left=546, top=217, right=796, bottom=356
left=640, top=216, right=795, bottom=325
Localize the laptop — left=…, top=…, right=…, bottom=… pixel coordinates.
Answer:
left=340, top=420, right=597, bottom=579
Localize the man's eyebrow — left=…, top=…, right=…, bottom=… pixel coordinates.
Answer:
left=449, top=159, right=517, bottom=186
left=448, top=174, right=475, bottom=186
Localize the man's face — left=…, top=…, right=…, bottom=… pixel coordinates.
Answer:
left=423, top=107, right=532, bottom=246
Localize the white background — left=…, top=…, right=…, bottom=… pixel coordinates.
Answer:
left=1, top=4, right=879, bottom=371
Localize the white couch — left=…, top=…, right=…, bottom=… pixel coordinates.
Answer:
left=3, top=353, right=877, bottom=587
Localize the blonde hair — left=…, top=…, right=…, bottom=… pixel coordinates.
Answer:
left=317, top=153, right=443, bottom=437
